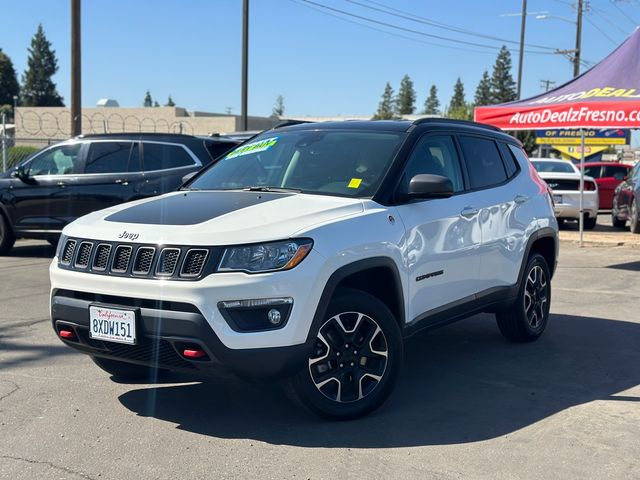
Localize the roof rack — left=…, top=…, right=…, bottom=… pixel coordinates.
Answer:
left=411, top=117, right=501, bottom=132
left=77, top=132, right=194, bottom=139
left=272, top=119, right=315, bottom=130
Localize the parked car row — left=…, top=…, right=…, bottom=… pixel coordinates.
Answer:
left=0, top=133, right=242, bottom=254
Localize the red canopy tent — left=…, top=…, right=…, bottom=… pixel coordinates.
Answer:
left=475, top=28, right=640, bottom=244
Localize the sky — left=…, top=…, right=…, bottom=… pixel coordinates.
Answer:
left=1, top=0, right=639, bottom=124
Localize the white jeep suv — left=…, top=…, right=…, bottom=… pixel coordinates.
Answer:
left=50, top=119, right=559, bottom=419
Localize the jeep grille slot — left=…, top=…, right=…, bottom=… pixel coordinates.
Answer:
left=181, top=249, right=208, bottom=277
left=74, top=241, right=93, bottom=268
left=61, top=239, right=77, bottom=265
left=111, top=245, right=133, bottom=273
left=93, top=244, right=112, bottom=271
left=156, top=248, right=180, bottom=276
left=133, top=247, right=156, bottom=275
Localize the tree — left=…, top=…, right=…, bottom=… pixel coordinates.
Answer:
left=423, top=84, right=440, bottom=115
left=21, top=24, right=64, bottom=106
left=165, top=95, right=175, bottom=107
left=448, top=77, right=466, bottom=112
left=447, top=103, right=474, bottom=121
left=372, top=82, right=396, bottom=120
left=474, top=70, right=492, bottom=106
left=153, top=100, right=160, bottom=107
left=490, top=46, right=516, bottom=104
left=143, top=90, right=153, bottom=107
left=396, top=74, right=416, bottom=115
left=271, top=95, right=285, bottom=118
left=0, top=49, right=19, bottom=118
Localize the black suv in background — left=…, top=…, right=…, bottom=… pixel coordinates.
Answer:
left=0, top=133, right=241, bottom=254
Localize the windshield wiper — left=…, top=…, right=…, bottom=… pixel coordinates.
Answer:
left=242, top=186, right=302, bottom=193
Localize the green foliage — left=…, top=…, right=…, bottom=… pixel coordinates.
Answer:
left=0, top=104, right=12, bottom=120
left=490, top=46, right=516, bottom=104
left=372, top=82, right=396, bottom=120
left=474, top=70, right=492, bottom=106
left=143, top=90, right=153, bottom=107
left=271, top=95, right=285, bottom=118
left=0, top=49, right=19, bottom=117
left=165, top=95, right=176, bottom=107
left=6, top=146, right=39, bottom=169
left=513, top=130, right=536, bottom=155
left=21, top=24, right=63, bottom=107
left=449, top=77, right=466, bottom=112
left=423, top=84, right=440, bottom=115
left=153, top=100, right=160, bottom=107
left=447, top=103, right=474, bottom=121
left=396, top=74, right=416, bottom=115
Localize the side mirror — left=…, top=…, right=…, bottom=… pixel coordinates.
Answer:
left=402, top=174, right=454, bottom=200
left=181, top=171, right=197, bottom=184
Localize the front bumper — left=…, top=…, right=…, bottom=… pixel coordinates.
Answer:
left=552, top=191, right=598, bottom=219
left=51, top=289, right=314, bottom=378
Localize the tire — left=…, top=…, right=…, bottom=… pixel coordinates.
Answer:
left=630, top=199, right=640, bottom=234
left=496, top=253, right=551, bottom=343
left=0, top=213, right=16, bottom=256
left=611, top=209, right=626, bottom=229
left=92, top=356, right=166, bottom=381
left=583, top=216, right=597, bottom=230
left=291, top=289, right=403, bottom=420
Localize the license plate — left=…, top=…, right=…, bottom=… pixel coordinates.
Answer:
left=553, top=194, right=563, bottom=204
left=89, top=306, right=136, bottom=345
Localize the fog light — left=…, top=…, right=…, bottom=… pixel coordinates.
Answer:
left=268, top=308, right=282, bottom=325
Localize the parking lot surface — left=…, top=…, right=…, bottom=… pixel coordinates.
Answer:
left=1, top=239, right=639, bottom=479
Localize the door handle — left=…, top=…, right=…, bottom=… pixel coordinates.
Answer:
left=115, top=179, right=129, bottom=186
left=514, top=194, right=529, bottom=204
left=460, top=207, right=479, bottom=218
left=57, top=181, right=66, bottom=188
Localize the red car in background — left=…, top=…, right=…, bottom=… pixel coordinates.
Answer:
left=581, top=162, right=632, bottom=210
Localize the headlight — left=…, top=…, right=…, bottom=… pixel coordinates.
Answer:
left=218, top=239, right=313, bottom=273
left=55, top=234, right=68, bottom=259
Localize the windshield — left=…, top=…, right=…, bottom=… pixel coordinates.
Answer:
left=531, top=161, right=576, bottom=174
left=188, top=129, right=405, bottom=197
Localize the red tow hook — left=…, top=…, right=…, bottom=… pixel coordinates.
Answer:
left=183, top=348, right=207, bottom=359
left=59, top=329, right=76, bottom=340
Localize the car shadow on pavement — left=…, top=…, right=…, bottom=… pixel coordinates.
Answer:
left=118, top=313, right=640, bottom=447
left=606, top=260, right=640, bottom=272
left=9, top=242, right=56, bottom=259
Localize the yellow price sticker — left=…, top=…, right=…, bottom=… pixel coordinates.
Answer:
left=348, top=178, right=363, bottom=189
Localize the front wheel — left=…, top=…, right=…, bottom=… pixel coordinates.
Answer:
left=92, top=357, right=166, bottom=381
left=0, top=213, right=15, bottom=256
left=496, top=253, right=551, bottom=342
left=611, top=209, right=626, bottom=229
left=291, top=290, right=402, bottom=420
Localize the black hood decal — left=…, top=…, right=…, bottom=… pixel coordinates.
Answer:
left=105, top=191, right=292, bottom=225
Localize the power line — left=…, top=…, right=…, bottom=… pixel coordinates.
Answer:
left=610, top=0, right=639, bottom=26
left=540, top=79, right=556, bottom=92
left=584, top=16, right=619, bottom=45
left=344, top=0, right=558, bottom=51
left=288, top=0, right=500, bottom=55
left=297, top=0, right=555, bottom=55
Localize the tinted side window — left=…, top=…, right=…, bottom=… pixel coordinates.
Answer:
left=497, top=142, right=520, bottom=178
left=603, top=165, right=629, bottom=179
left=143, top=143, right=195, bottom=171
left=459, top=136, right=507, bottom=189
left=205, top=141, right=238, bottom=162
left=403, top=135, right=464, bottom=192
left=28, top=143, right=82, bottom=176
left=583, top=165, right=602, bottom=178
left=85, top=142, right=132, bottom=174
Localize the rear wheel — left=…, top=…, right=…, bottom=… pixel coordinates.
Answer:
left=92, top=356, right=166, bottom=381
left=0, top=213, right=15, bottom=256
left=291, top=290, right=402, bottom=420
left=496, top=253, right=551, bottom=342
left=630, top=199, right=640, bottom=234
left=611, top=209, right=626, bottom=229
left=583, top=215, right=597, bottom=230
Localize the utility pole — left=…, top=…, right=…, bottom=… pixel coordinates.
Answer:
left=540, top=79, right=556, bottom=92
left=240, top=0, right=249, bottom=131
left=574, top=0, right=583, bottom=77
left=516, top=0, right=527, bottom=99
left=70, top=0, right=81, bottom=136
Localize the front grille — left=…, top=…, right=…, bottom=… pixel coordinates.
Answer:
left=57, top=238, right=215, bottom=281
left=111, top=245, right=133, bottom=273
left=93, top=244, right=111, bottom=271
left=74, top=242, right=93, bottom=268
left=156, top=248, right=180, bottom=276
left=181, top=249, right=208, bottom=277
left=133, top=247, right=155, bottom=275
left=61, top=240, right=77, bottom=265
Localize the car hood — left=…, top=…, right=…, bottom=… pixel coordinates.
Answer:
left=537, top=171, right=595, bottom=182
left=63, top=190, right=364, bottom=245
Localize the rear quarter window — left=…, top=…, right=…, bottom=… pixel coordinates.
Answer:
left=142, top=143, right=196, bottom=171
left=458, top=136, right=507, bottom=189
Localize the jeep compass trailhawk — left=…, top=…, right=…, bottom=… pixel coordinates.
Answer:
left=50, top=119, right=558, bottom=419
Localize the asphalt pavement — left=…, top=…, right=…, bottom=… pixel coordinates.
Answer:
left=0, top=236, right=639, bottom=479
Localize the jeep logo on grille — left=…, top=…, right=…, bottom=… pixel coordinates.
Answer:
left=118, top=230, right=140, bottom=241
left=548, top=183, right=559, bottom=189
